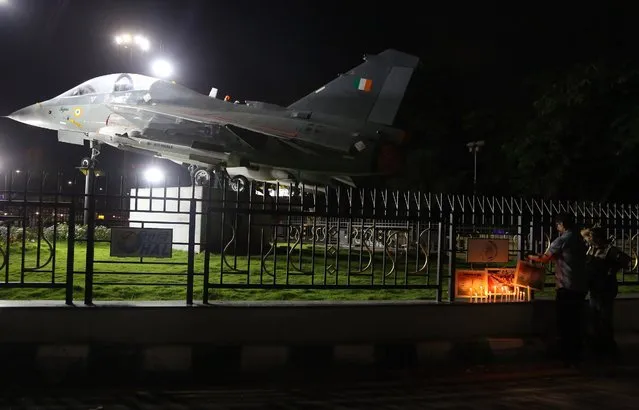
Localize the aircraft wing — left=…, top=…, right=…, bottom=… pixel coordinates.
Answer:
left=108, top=103, right=297, bottom=139
left=105, top=104, right=386, bottom=186
left=106, top=102, right=326, bottom=156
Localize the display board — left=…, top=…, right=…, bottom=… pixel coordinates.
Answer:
left=485, top=267, right=516, bottom=294
left=467, top=238, right=510, bottom=263
left=514, top=259, right=545, bottom=290
left=454, top=269, right=487, bottom=298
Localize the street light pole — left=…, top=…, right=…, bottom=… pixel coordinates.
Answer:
left=466, top=140, right=485, bottom=195
left=473, top=148, right=478, bottom=189
left=114, top=32, right=151, bottom=72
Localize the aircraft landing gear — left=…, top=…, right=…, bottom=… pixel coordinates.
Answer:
left=292, top=181, right=301, bottom=197
left=193, top=169, right=212, bottom=186
left=188, top=165, right=212, bottom=186
left=80, top=141, right=101, bottom=169
left=211, top=164, right=249, bottom=193
left=229, top=175, right=249, bottom=193
left=187, top=163, right=250, bottom=193
left=80, top=141, right=102, bottom=226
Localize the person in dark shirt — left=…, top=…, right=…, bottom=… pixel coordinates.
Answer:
left=528, top=213, right=588, bottom=367
left=583, top=227, right=627, bottom=359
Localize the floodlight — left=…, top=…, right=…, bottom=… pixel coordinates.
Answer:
left=151, top=59, right=174, bottom=78
left=134, top=35, right=150, bottom=51
left=143, top=167, right=164, bottom=183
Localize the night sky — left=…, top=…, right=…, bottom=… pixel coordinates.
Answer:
left=0, top=1, right=634, bottom=178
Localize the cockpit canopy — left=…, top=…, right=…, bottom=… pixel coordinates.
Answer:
left=56, top=73, right=161, bottom=98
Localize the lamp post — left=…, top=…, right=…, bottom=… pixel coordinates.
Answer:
left=466, top=140, right=485, bottom=195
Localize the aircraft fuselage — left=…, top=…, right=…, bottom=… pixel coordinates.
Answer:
left=9, top=48, right=419, bottom=187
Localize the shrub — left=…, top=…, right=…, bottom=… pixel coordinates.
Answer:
left=0, top=222, right=113, bottom=246
left=44, top=223, right=68, bottom=241
left=74, top=225, right=87, bottom=240
left=8, top=227, right=39, bottom=243
left=30, top=223, right=111, bottom=242
left=94, top=225, right=111, bottom=241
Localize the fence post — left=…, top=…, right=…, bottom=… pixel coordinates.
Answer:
left=517, top=214, right=528, bottom=261
left=186, top=198, right=196, bottom=306
left=84, top=167, right=96, bottom=305
left=202, top=208, right=210, bottom=305
left=447, top=212, right=457, bottom=302
left=435, top=218, right=444, bottom=303
left=522, top=214, right=538, bottom=300
left=65, top=205, right=75, bottom=305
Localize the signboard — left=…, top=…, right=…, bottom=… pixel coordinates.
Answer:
left=455, top=269, right=487, bottom=299
left=486, top=267, right=516, bottom=294
left=110, top=227, right=173, bottom=258
left=514, top=260, right=545, bottom=290
left=467, top=238, right=510, bottom=263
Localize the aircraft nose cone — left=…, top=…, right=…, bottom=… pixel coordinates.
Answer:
left=7, top=104, right=46, bottom=127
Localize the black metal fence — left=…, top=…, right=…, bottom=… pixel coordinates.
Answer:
left=0, top=168, right=638, bottom=305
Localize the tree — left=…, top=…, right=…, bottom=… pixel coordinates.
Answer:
left=504, top=61, right=639, bottom=201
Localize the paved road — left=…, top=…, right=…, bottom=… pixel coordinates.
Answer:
left=1, top=364, right=638, bottom=409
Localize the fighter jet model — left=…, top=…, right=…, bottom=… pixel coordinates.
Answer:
left=7, top=49, right=419, bottom=192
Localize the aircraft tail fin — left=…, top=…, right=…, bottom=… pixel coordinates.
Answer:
left=288, top=49, right=419, bottom=126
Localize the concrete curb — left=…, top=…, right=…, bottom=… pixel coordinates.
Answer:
left=0, top=339, right=536, bottom=385
left=2, top=333, right=636, bottom=386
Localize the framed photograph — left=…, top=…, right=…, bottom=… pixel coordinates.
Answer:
left=455, top=269, right=488, bottom=298
left=467, top=238, right=510, bottom=263
left=486, top=267, right=516, bottom=294
left=514, top=259, right=545, bottom=290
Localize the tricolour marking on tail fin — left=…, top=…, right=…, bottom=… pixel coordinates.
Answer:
left=288, top=49, right=419, bottom=126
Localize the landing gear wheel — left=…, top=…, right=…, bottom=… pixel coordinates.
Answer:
left=229, top=175, right=249, bottom=193
left=80, top=141, right=101, bottom=169
left=193, top=169, right=211, bottom=186
left=80, top=157, right=96, bottom=169
left=292, top=182, right=301, bottom=197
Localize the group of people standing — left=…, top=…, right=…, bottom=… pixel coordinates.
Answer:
left=527, top=213, right=630, bottom=367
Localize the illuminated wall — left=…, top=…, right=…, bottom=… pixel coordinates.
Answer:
left=128, top=186, right=204, bottom=253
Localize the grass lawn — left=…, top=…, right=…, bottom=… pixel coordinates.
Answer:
left=0, top=242, right=446, bottom=302
left=1, top=241, right=636, bottom=302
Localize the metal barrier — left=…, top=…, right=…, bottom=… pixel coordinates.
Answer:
left=0, top=169, right=637, bottom=305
